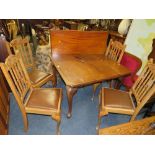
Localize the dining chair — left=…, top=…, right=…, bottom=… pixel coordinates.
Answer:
left=114, top=52, right=142, bottom=90
left=10, top=37, right=56, bottom=88
left=92, top=39, right=126, bottom=98
left=96, top=59, right=155, bottom=132
left=0, top=54, right=62, bottom=134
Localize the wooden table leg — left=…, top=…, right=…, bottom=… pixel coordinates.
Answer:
left=66, top=85, right=78, bottom=118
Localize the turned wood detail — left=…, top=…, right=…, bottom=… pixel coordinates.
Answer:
left=66, top=86, right=78, bottom=118
left=99, top=116, right=155, bottom=135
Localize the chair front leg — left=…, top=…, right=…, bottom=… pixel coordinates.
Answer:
left=52, top=113, right=61, bottom=135
left=92, top=83, right=101, bottom=101
left=96, top=112, right=102, bottom=133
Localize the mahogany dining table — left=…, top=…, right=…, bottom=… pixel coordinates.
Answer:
left=50, top=30, right=130, bottom=118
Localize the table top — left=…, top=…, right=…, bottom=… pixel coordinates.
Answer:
left=52, top=54, right=130, bottom=87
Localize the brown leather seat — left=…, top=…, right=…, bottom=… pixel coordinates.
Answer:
left=26, top=88, right=61, bottom=112
left=28, top=69, right=51, bottom=85
left=102, top=88, right=135, bottom=114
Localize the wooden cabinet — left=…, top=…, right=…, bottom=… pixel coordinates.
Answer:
left=108, top=31, right=126, bottom=44
left=0, top=67, right=10, bottom=135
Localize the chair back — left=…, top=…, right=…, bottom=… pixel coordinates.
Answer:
left=120, top=52, right=142, bottom=88
left=10, top=37, right=34, bottom=69
left=131, top=59, right=155, bottom=106
left=0, top=55, right=31, bottom=104
left=105, top=39, right=126, bottom=63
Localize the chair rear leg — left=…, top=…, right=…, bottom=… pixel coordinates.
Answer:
left=92, top=83, right=101, bottom=101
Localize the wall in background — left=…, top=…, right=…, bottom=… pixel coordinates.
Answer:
left=125, top=19, right=155, bottom=73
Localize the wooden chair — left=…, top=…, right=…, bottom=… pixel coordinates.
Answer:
left=0, top=55, right=62, bottom=134
left=96, top=59, right=155, bottom=132
left=92, top=39, right=126, bottom=98
left=105, top=39, right=126, bottom=63
left=10, top=37, right=56, bottom=88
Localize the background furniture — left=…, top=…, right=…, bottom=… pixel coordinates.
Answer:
left=51, top=30, right=130, bottom=118
left=97, top=60, right=155, bottom=131
left=115, top=52, right=142, bottom=90
left=10, top=37, right=56, bottom=87
left=99, top=116, right=155, bottom=135
left=36, top=45, right=54, bottom=74
left=108, top=31, right=126, bottom=44
left=0, top=69, right=10, bottom=135
left=148, top=38, right=155, bottom=62
left=0, top=37, right=12, bottom=92
left=0, top=55, right=62, bottom=134
left=63, top=21, right=78, bottom=30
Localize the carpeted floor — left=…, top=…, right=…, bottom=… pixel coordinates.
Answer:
left=8, top=77, right=145, bottom=135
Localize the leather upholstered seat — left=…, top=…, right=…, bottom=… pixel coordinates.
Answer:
left=26, top=88, right=61, bottom=112
left=102, top=88, right=135, bottom=114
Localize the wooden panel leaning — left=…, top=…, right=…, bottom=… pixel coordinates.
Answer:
left=99, top=116, right=155, bottom=135
left=50, top=30, right=108, bottom=55
left=0, top=55, right=62, bottom=134
left=10, top=37, right=57, bottom=88
left=0, top=69, right=10, bottom=135
left=96, top=59, right=155, bottom=132
left=105, top=39, right=126, bottom=63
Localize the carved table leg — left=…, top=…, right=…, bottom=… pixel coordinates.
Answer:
left=66, top=85, right=78, bottom=118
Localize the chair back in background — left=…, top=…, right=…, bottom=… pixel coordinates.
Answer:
left=10, top=37, right=34, bottom=69
left=105, top=39, right=126, bottom=63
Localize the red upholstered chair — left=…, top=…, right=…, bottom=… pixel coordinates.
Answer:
left=115, top=52, right=142, bottom=90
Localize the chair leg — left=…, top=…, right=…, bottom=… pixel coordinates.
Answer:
left=109, top=80, right=112, bottom=88
left=51, top=75, right=57, bottom=87
left=23, top=113, right=28, bottom=132
left=113, top=79, right=120, bottom=89
left=130, top=104, right=144, bottom=121
left=19, top=106, right=28, bottom=132
left=96, top=115, right=102, bottom=133
left=92, top=83, right=101, bottom=101
left=52, top=65, right=58, bottom=87
left=56, top=120, right=61, bottom=135
left=52, top=113, right=61, bottom=135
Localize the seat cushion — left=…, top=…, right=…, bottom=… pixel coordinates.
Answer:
left=26, top=88, right=62, bottom=111
left=28, top=69, right=51, bottom=84
left=102, top=88, right=135, bottom=112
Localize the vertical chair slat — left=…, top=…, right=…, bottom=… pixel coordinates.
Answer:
left=131, top=62, right=155, bottom=105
